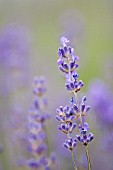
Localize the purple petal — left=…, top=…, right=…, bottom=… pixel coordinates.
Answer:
left=72, top=142, right=76, bottom=148
left=65, top=84, right=71, bottom=90
left=85, top=106, right=90, bottom=113
left=81, top=104, right=85, bottom=112
left=76, top=135, right=81, bottom=141
left=60, top=37, right=69, bottom=46
left=57, top=58, right=62, bottom=66
left=82, top=96, right=87, bottom=102
left=56, top=116, right=61, bottom=121
left=73, top=104, right=79, bottom=112
left=70, top=82, right=74, bottom=89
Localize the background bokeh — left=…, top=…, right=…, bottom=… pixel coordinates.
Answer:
left=0, top=0, right=113, bottom=170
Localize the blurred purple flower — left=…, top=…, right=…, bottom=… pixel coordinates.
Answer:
left=88, top=80, right=113, bottom=126
left=0, top=24, right=30, bottom=94
left=101, top=132, right=113, bottom=153
left=0, top=24, right=29, bottom=66
left=0, top=24, right=31, bottom=167
left=26, top=76, right=55, bottom=169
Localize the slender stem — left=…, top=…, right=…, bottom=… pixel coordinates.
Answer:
left=70, top=150, right=78, bottom=170
left=74, top=91, right=79, bottom=106
left=44, top=123, right=50, bottom=155
left=74, top=91, right=83, bottom=125
left=67, top=134, right=78, bottom=170
left=67, top=56, right=71, bottom=81
left=85, top=145, right=92, bottom=170
left=67, top=53, right=78, bottom=170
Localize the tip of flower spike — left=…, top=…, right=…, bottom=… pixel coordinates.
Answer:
left=60, top=37, right=69, bottom=47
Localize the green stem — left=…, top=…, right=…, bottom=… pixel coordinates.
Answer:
left=74, top=91, right=83, bottom=125
left=44, top=125, right=50, bottom=155
left=85, top=145, right=92, bottom=170
left=67, top=134, right=78, bottom=170
left=70, top=150, right=78, bottom=170
left=67, top=57, right=78, bottom=170
left=74, top=91, right=79, bottom=106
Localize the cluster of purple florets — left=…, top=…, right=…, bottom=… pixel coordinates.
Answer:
left=56, top=37, right=94, bottom=151
left=26, top=76, right=55, bottom=170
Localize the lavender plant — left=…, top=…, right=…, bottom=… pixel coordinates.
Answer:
left=26, top=76, right=55, bottom=170
left=88, top=80, right=113, bottom=127
left=56, top=37, right=94, bottom=170
left=0, top=24, right=30, bottom=169
left=88, top=79, right=113, bottom=169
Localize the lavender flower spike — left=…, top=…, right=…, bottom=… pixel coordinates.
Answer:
left=26, top=76, right=55, bottom=170
left=56, top=37, right=94, bottom=170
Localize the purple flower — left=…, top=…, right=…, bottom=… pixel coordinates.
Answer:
left=26, top=159, right=41, bottom=169
left=56, top=37, right=94, bottom=169
left=0, top=24, right=31, bottom=167
left=56, top=105, right=75, bottom=123
left=60, top=37, right=69, bottom=47
left=33, top=76, right=46, bottom=97
left=73, top=96, right=91, bottom=120
left=57, top=37, right=79, bottom=81
left=76, top=123, right=94, bottom=146
left=100, top=132, right=113, bottom=153
left=58, top=122, right=76, bottom=134
left=63, top=137, right=76, bottom=151
left=88, top=80, right=113, bottom=126
left=49, top=153, right=56, bottom=164
left=26, top=76, right=55, bottom=169
left=65, top=79, right=84, bottom=93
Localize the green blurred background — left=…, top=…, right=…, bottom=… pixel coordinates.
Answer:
left=0, top=0, right=112, bottom=84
